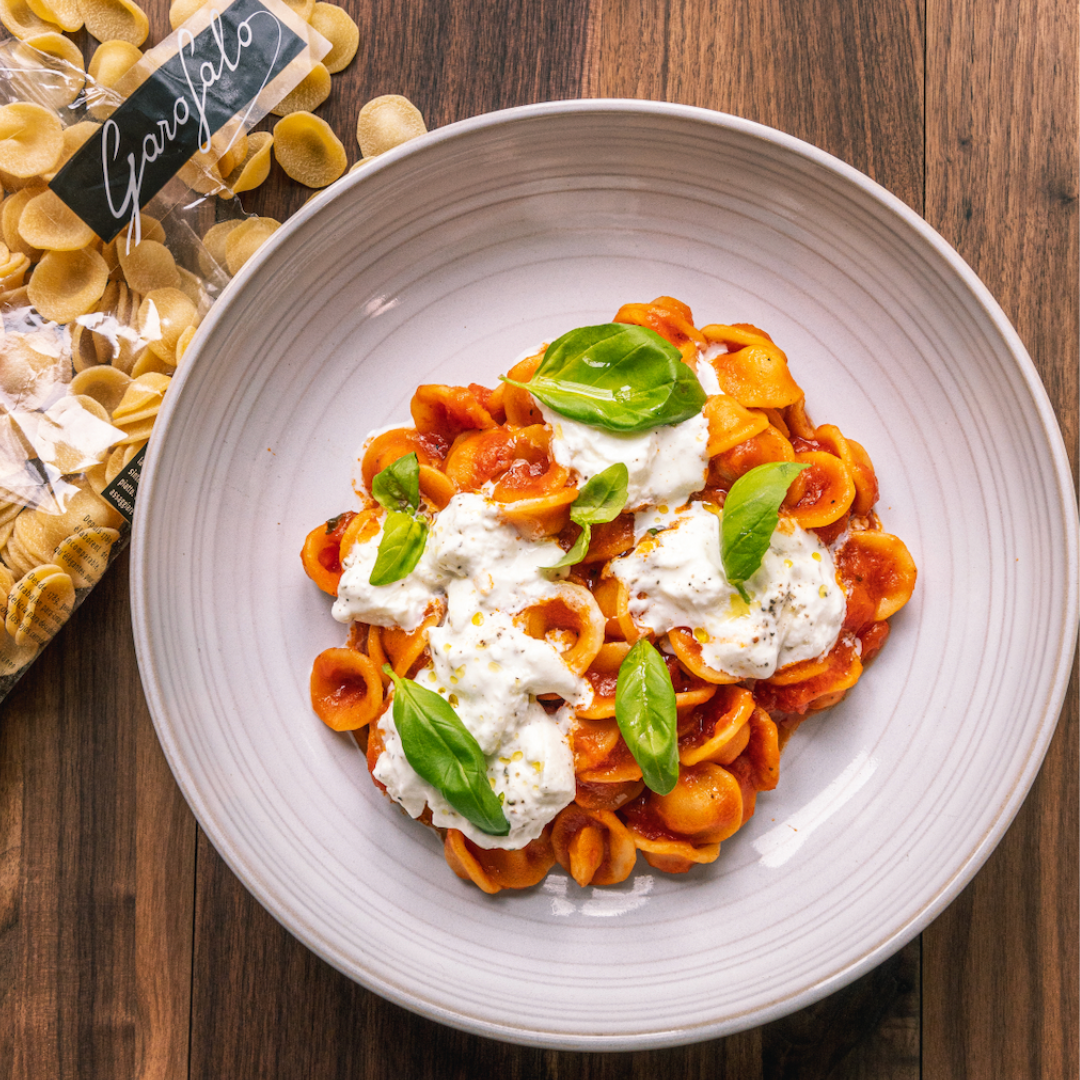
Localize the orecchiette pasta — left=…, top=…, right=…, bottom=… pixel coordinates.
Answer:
left=269, top=62, right=330, bottom=117
left=272, top=111, right=346, bottom=188
left=78, top=0, right=149, bottom=46
left=355, top=94, right=427, bottom=159
left=308, top=2, right=359, bottom=73
left=223, top=215, right=280, bottom=275
left=303, top=296, right=918, bottom=892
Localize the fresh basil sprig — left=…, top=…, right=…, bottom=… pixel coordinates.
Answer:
left=546, top=462, right=629, bottom=569
left=372, top=450, right=421, bottom=514
left=369, top=453, right=429, bottom=586
left=720, top=461, right=809, bottom=602
left=503, top=323, right=707, bottom=433
left=384, top=666, right=510, bottom=836
left=370, top=512, right=428, bottom=585
left=614, top=639, right=679, bottom=795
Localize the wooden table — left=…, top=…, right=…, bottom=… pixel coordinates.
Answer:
left=1, top=0, right=1076, bottom=1076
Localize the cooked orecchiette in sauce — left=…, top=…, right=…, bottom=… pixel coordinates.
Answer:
left=303, top=296, right=917, bottom=892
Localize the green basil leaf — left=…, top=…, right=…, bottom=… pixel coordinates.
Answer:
left=503, top=323, right=707, bottom=433
left=384, top=667, right=510, bottom=836
left=570, top=462, right=629, bottom=526
left=371, top=452, right=421, bottom=514
left=369, top=510, right=429, bottom=586
left=615, top=639, right=679, bottom=795
left=544, top=462, right=629, bottom=570
left=721, top=461, right=809, bottom=601
left=545, top=524, right=592, bottom=570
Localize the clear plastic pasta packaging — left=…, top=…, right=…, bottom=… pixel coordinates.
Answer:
left=304, top=296, right=919, bottom=893
left=0, top=0, right=330, bottom=697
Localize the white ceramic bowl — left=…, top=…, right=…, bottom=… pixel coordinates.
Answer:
left=131, top=100, right=1078, bottom=1049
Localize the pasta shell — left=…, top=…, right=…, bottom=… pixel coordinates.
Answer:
left=0, top=329, right=65, bottom=406
left=70, top=363, right=131, bottom=412
left=174, top=323, right=195, bottom=365
left=68, top=392, right=109, bottom=423
left=167, top=0, right=204, bottom=27
left=26, top=0, right=80, bottom=31
left=2, top=524, right=36, bottom=580
left=1, top=185, right=47, bottom=259
left=0, top=252, right=30, bottom=292
left=225, top=131, right=273, bottom=194
left=117, top=238, right=180, bottom=294
left=127, top=348, right=169, bottom=379
left=270, top=62, right=330, bottom=117
left=198, top=219, right=241, bottom=277
left=78, top=0, right=148, bottom=46
left=110, top=370, right=167, bottom=419
left=273, top=112, right=346, bottom=188
left=137, top=287, right=196, bottom=365
left=0, top=500, right=21, bottom=529
left=28, top=247, right=110, bottom=324
left=9, top=33, right=85, bottom=108
left=17, top=189, right=97, bottom=251
left=224, top=216, right=280, bottom=275
left=309, top=3, right=359, bottom=74
left=8, top=563, right=75, bottom=646
left=0, top=0, right=61, bottom=40
left=175, top=266, right=206, bottom=310
left=215, top=132, right=248, bottom=179
left=5, top=562, right=57, bottom=633
left=0, top=104, right=61, bottom=178
left=53, top=524, right=119, bottom=587
left=86, top=38, right=142, bottom=117
left=356, top=95, right=426, bottom=159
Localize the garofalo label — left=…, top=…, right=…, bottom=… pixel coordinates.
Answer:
left=50, top=0, right=306, bottom=242
left=101, top=444, right=147, bottom=524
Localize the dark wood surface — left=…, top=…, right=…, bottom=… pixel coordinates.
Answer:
left=1, top=0, right=1076, bottom=1076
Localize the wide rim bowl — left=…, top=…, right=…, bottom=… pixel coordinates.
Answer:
left=131, top=99, right=1079, bottom=1050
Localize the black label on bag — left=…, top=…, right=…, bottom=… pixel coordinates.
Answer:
left=101, top=444, right=147, bottom=523
left=50, top=0, right=305, bottom=242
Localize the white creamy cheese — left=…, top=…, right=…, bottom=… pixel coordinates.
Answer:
left=538, top=355, right=717, bottom=511
left=333, top=516, right=448, bottom=630
left=539, top=408, right=707, bottom=511
left=374, top=702, right=577, bottom=849
left=610, top=502, right=844, bottom=679
left=342, top=493, right=596, bottom=849
left=695, top=351, right=724, bottom=395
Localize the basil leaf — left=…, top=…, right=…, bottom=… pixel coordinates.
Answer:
left=615, top=639, right=679, bottom=795
left=504, top=324, right=707, bottom=433
left=371, top=452, right=421, bottom=514
left=570, top=462, right=629, bottom=526
left=721, top=461, right=809, bottom=602
left=369, top=510, right=429, bottom=586
left=384, top=667, right=510, bottom=836
left=545, top=525, right=593, bottom=570
left=545, top=463, right=629, bottom=570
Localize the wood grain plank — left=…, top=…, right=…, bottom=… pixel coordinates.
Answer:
left=763, top=941, right=920, bottom=1080
left=0, top=554, right=196, bottom=1080
left=596, top=0, right=924, bottom=211
left=922, top=0, right=1078, bottom=1077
